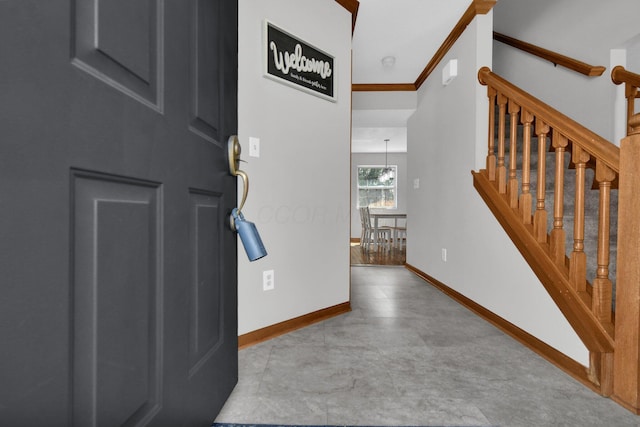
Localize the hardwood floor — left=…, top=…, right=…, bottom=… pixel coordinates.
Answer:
left=350, top=241, right=406, bottom=266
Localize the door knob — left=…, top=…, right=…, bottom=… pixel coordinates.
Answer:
left=227, top=135, right=267, bottom=261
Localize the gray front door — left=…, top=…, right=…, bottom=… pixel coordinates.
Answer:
left=0, top=1, right=238, bottom=425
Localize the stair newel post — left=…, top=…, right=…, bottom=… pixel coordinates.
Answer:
left=533, top=119, right=550, bottom=243
left=550, top=130, right=568, bottom=266
left=497, top=93, right=508, bottom=194
left=613, top=113, right=640, bottom=412
left=507, top=99, right=521, bottom=208
left=487, top=87, right=497, bottom=181
left=611, top=66, right=640, bottom=136
left=569, top=144, right=589, bottom=293
left=519, top=109, right=533, bottom=224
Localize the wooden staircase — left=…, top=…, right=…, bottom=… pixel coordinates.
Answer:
left=473, top=66, right=640, bottom=413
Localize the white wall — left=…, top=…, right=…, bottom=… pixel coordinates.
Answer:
left=406, top=12, right=589, bottom=365
left=237, top=0, right=352, bottom=335
left=350, top=152, right=408, bottom=239
left=493, top=0, right=640, bottom=143
left=352, top=91, right=417, bottom=111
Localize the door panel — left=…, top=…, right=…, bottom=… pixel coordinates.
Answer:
left=189, top=191, right=224, bottom=374
left=190, top=0, right=222, bottom=141
left=0, top=1, right=238, bottom=425
left=71, top=171, right=163, bottom=427
left=72, top=0, right=163, bottom=109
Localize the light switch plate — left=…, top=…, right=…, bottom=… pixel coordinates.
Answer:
left=442, top=59, right=458, bottom=86
left=249, top=137, right=260, bottom=157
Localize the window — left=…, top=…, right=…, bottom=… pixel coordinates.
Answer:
left=357, top=165, right=397, bottom=209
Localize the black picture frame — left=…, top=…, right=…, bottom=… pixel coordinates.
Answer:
left=264, top=21, right=336, bottom=102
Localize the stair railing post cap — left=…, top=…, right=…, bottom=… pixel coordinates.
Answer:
left=478, top=66, right=492, bottom=85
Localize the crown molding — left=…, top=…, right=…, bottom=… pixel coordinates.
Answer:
left=414, top=0, right=496, bottom=89
left=473, top=0, right=497, bottom=15
left=352, top=0, right=497, bottom=92
left=335, top=0, right=359, bottom=34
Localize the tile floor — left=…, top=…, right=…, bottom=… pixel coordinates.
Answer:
left=215, top=266, right=640, bottom=426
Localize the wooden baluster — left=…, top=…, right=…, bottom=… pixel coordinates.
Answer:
left=591, top=160, right=615, bottom=395
left=614, top=113, right=640, bottom=410
left=625, top=83, right=638, bottom=136
left=550, top=131, right=568, bottom=266
left=519, top=109, right=533, bottom=224
left=569, top=144, right=590, bottom=292
left=487, top=87, right=497, bottom=181
left=593, top=159, right=615, bottom=326
left=497, top=93, right=508, bottom=193
left=533, top=119, right=550, bottom=242
left=507, top=99, right=520, bottom=208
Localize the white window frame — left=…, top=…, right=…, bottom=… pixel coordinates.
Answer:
left=356, top=165, right=398, bottom=209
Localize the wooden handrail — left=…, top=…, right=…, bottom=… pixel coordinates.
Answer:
left=476, top=67, right=625, bottom=399
left=611, top=66, right=640, bottom=136
left=493, top=32, right=606, bottom=77
left=478, top=67, right=619, bottom=171
left=476, top=67, right=640, bottom=412
left=611, top=65, right=640, bottom=87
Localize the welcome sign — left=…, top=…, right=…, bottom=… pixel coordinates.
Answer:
left=264, top=21, right=336, bottom=102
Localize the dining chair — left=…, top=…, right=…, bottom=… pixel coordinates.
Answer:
left=359, top=207, right=392, bottom=252
left=358, top=207, right=369, bottom=248
left=390, top=219, right=407, bottom=250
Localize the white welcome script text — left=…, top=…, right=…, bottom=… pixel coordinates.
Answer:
left=269, top=41, right=332, bottom=79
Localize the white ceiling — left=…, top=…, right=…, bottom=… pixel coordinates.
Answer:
left=351, top=0, right=470, bottom=153
left=352, top=0, right=470, bottom=84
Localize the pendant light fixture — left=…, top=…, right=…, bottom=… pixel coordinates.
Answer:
left=384, top=139, right=389, bottom=169
left=379, top=139, right=392, bottom=183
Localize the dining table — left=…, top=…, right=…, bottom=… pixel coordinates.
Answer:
left=370, top=212, right=407, bottom=249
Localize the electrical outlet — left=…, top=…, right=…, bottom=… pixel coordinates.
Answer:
left=263, top=270, right=274, bottom=291
left=441, top=248, right=447, bottom=262
left=413, top=178, right=420, bottom=189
